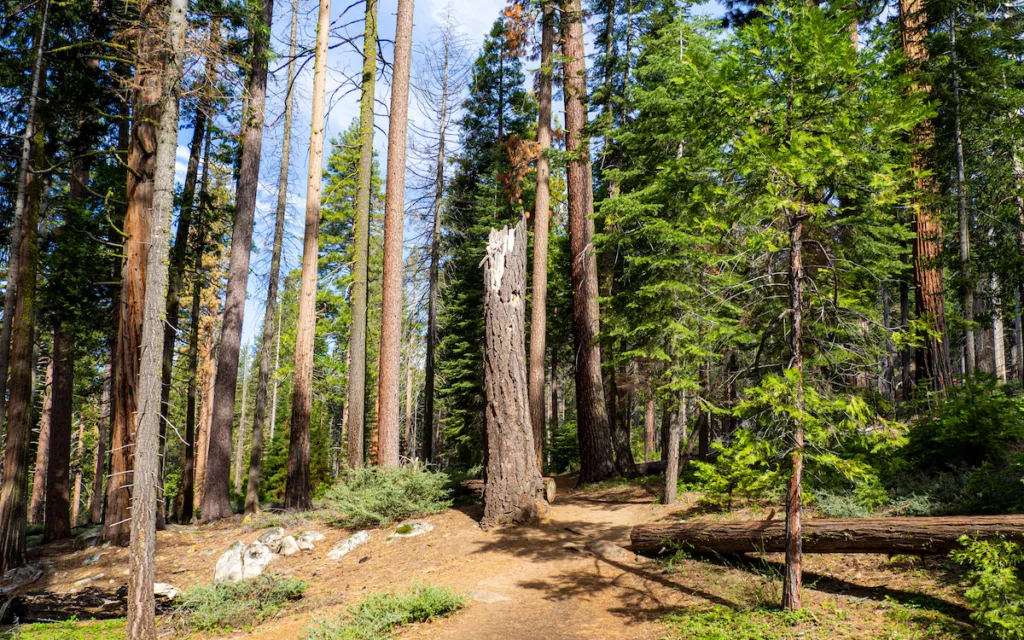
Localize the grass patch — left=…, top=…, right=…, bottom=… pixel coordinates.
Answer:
left=2, top=618, right=125, bottom=639
left=320, top=466, right=451, bottom=529
left=170, top=573, right=307, bottom=633
left=302, top=583, right=465, bottom=639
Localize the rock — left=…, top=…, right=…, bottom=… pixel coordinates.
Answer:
left=388, top=521, right=433, bottom=540
left=328, top=531, right=371, bottom=559
left=295, top=537, right=314, bottom=552
left=214, top=541, right=245, bottom=583
left=279, top=536, right=300, bottom=557
left=73, top=529, right=103, bottom=551
left=83, top=553, right=102, bottom=566
left=0, top=564, right=43, bottom=595
left=74, top=573, right=104, bottom=587
left=256, top=527, right=286, bottom=553
left=296, top=531, right=324, bottom=550
left=586, top=539, right=633, bottom=563
left=242, top=543, right=275, bottom=579
left=467, top=589, right=510, bottom=603
left=154, top=582, right=179, bottom=600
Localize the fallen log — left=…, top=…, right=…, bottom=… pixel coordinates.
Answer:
left=1, top=585, right=176, bottom=623
left=630, top=515, right=1024, bottom=556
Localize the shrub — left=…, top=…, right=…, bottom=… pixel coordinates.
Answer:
left=692, top=429, right=781, bottom=508
left=952, top=537, right=1024, bottom=640
left=320, top=465, right=451, bottom=528
left=171, top=573, right=307, bottom=632
left=5, top=618, right=125, bottom=640
left=302, top=583, right=465, bottom=639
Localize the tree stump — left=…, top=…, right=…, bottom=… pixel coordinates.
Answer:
left=481, top=220, right=547, bottom=528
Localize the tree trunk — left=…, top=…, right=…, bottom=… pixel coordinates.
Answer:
left=663, top=394, right=684, bottom=505
left=481, top=220, right=546, bottom=528
left=950, top=16, right=973, bottom=377
left=0, top=110, right=44, bottom=574
left=900, top=280, right=914, bottom=400
left=203, top=0, right=275, bottom=522
left=404, top=333, right=415, bottom=459
left=44, top=323, right=73, bottom=542
left=90, top=362, right=111, bottom=524
left=631, top=515, right=1024, bottom=556
left=233, top=348, right=250, bottom=494
left=528, top=2, right=555, bottom=472
left=644, top=393, right=655, bottom=463
left=347, top=0, right=379, bottom=469
left=992, top=271, right=1007, bottom=382
left=0, top=0, right=48, bottom=437
left=3, top=586, right=177, bottom=624
left=127, top=0, right=187, bottom=629
left=561, top=0, right=616, bottom=484
left=71, top=416, right=86, bottom=525
left=29, top=358, right=54, bottom=526
left=376, top=0, right=416, bottom=469
left=285, top=0, right=330, bottom=511
left=783, top=211, right=806, bottom=611
left=246, top=0, right=297, bottom=515
left=270, top=306, right=281, bottom=443
left=900, top=0, right=951, bottom=390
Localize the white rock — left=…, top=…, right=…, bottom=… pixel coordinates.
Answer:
left=154, top=582, right=179, bottom=600
left=73, top=529, right=103, bottom=551
left=388, top=521, right=433, bottom=540
left=279, top=536, right=300, bottom=557
left=586, top=539, right=633, bottom=563
left=256, top=527, right=286, bottom=553
left=327, top=531, right=371, bottom=559
left=297, top=530, right=324, bottom=544
left=295, top=537, right=314, bottom=552
left=83, top=552, right=102, bottom=566
left=0, top=564, right=43, bottom=595
left=241, top=542, right=275, bottom=579
left=467, top=589, right=510, bottom=603
left=214, top=541, right=245, bottom=583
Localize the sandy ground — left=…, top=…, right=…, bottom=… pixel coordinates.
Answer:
left=18, top=477, right=972, bottom=639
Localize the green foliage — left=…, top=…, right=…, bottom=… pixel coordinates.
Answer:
left=302, top=583, right=465, bottom=640
left=953, top=538, right=1024, bottom=639
left=4, top=618, right=125, bottom=640
left=692, top=429, right=781, bottom=508
left=320, top=466, right=451, bottom=528
left=171, top=574, right=307, bottom=633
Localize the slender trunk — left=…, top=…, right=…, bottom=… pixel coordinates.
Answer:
left=127, top=0, right=187, bottom=627
left=270, top=305, right=281, bottom=443
left=644, top=393, right=655, bottom=463
left=203, top=0, right=275, bottom=521
left=783, top=212, right=806, bottom=611
left=0, top=0, right=48, bottom=435
left=900, top=0, right=951, bottom=390
left=44, top=322, right=73, bottom=542
left=664, top=393, right=684, bottom=505
left=900, top=280, right=914, bottom=400
left=347, top=0, right=379, bottom=469
left=404, top=333, right=415, bottom=459
left=528, top=3, right=555, bottom=471
left=285, top=0, right=330, bottom=510
left=0, top=110, right=44, bottom=574
left=246, top=0, right=297, bottom=514
left=562, top=0, right=616, bottom=483
left=71, top=417, right=86, bottom=525
left=233, top=348, right=250, bottom=493
left=1013, top=150, right=1024, bottom=383
left=29, top=358, right=54, bottom=526
left=992, top=269, right=1007, bottom=382
left=90, top=362, right=111, bottom=524
left=376, top=0, right=415, bottom=468
left=882, top=284, right=896, bottom=402
left=950, top=17, right=974, bottom=377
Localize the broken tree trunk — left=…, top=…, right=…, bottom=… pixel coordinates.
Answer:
left=1, top=586, right=176, bottom=623
left=630, top=515, right=1024, bottom=556
left=481, top=220, right=546, bottom=528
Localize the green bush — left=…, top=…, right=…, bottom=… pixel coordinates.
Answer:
left=952, top=537, right=1024, bottom=640
left=320, top=465, right=451, bottom=528
left=692, top=429, right=781, bottom=508
left=172, top=573, right=307, bottom=632
left=302, top=583, right=465, bottom=639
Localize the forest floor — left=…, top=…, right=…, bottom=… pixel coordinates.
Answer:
left=10, top=475, right=977, bottom=639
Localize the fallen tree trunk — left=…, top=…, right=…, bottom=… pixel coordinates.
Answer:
left=1, top=586, right=175, bottom=623
left=631, top=515, right=1024, bottom=556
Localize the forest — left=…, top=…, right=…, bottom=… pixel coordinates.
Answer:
left=3, top=0, right=1024, bottom=635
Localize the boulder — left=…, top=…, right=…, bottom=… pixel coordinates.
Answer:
left=73, top=529, right=103, bottom=551
left=586, top=539, right=634, bottom=564
left=0, top=564, right=43, bottom=595
left=279, top=536, right=300, bottom=557
left=214, top=541, right=245, bottom=583
left=83, top=553, right=102, bottom=566
left=387, top=521, right=433, bottom=540
left=256, top=527, right=286, bottom=554
left=153, top=582, right=179, bottom=600
left=327, top=531, right=371, bottom=559
left=241, top=543, right=275, bottom=579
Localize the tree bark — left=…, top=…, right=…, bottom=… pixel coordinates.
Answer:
left=246, top=0, right=298, bottom=515
left=4, top=586, right=177, bottom=624
left=783, top=211, right=806, bottom=611
left=529, top=2, right=555, bottom=472
left=127, top=0, right=188, bottom=629
left=44, top=323, right=74, bottom=542
left=71, top=416, right=86, bottom=525
left=644, top=393, right=655, bottom=462
left=631, top=515, right=1024, bottom=556
left=481, top=220, right=546, bottom=528
left=90, top=362, right=111, bottom=524
left=561, top=0, right=616, bottom=484
left=950, top=16, right=974, bottom=377
left=663, top=394, right=684, bottom=505
left=346, top=0, right=379, bottom=469
left=376, top=0, right=416, bottom=469
left=29, top=358, right=54, bottom=527
left=900, top=0, right=951, bottom=390
left=233, top=348, right=250, bottom=493
left=203, top=0, right=275, bottom=522
left=0, top=111, right=44, bottom=574
left=285, top=0, right=330, bottom=511
left=404, top=332, right=415, bottom=459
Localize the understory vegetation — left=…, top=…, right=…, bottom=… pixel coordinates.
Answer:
left=301, top=583, right=466, bottom=640
left=319, top=466, right=452, bottom=528
left=168, top=574, right=308, bottom=633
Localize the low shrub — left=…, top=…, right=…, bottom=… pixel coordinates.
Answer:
left=952, top=537, right=1024, bottom=640
left=302, top=583, right=465, bottom=639
left=320, top=465, right=451, bottom=528
left=171, top=573, right=307, bottom=633
left=3, top=618, right=125, bottom=640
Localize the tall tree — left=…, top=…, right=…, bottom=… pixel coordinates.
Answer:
left=562, top=0, right=616, bottom=483
left=44, top=323, right=73, bottom=541
left=376, top=0, right=416, bottom=468
left=246, top=0, right=299, bottom=514
left=347, top=0, right=379, bottom=468
left=203, top=0, right=276, bottom=521
left=29, top=358, right=54, bottom=526
left=286, top=0, right=331, bottom=510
